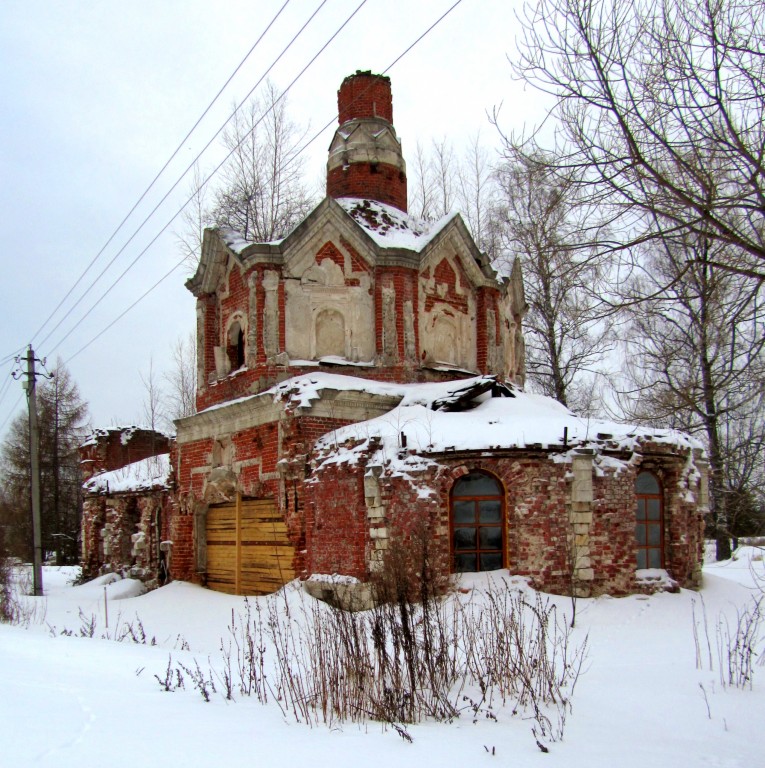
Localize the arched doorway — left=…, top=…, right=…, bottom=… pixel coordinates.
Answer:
left=635, top=471, right=664, bottom=569
left=450, top=471, right=504, bottom=572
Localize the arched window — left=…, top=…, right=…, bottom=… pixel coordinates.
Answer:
left=450, top=471, right=504, bottom=572
left=635, top=471, right=664, bottom=569
left=227, top=321, right=245, bottom=370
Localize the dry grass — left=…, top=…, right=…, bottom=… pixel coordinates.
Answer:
left=159, top=572, right=589, bottom=748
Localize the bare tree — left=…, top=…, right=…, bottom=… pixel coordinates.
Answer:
left=211, top=81, right=315, bottom=242
left=175, top=82, right=316, bottom=266
left=407, top=137, right=458, bottom=220
left=430, top=138, right=456, bottom=218
left=512, top=0, right=765, bottom=279
left=409, top=134, right=503, bottom=261
left=164, top=333, right=197, bottom=423
left=494, top=152, right=614, bottom=411
left=456, top=133, right=501, bottom=261
left=176, top=162, right=212, bottom=271
left=140, top=358, right=167, bottom=433
left=409, top=140, right=439, bottom=221
left=620, top=232, right=765, bottom=560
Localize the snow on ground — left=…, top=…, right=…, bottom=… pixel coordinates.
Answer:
left=1, top=548, right=764, bottom=768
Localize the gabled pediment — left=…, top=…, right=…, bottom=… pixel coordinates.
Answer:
left=186, top=228, right=248, bottom=297
left=328, top=119, right=402, bottom=155
left=277, top=197, right=380, bottom=278
left=418, top=214, right=497, bottom=290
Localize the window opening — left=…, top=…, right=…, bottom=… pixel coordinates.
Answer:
left=635, top=471, right=664, bottom=569
left=450, top=471, right=504, bottom=572
left=227, top=321, right=245, bottom=370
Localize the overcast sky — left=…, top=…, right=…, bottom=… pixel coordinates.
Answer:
left=0, top=0, right=544, bottom=438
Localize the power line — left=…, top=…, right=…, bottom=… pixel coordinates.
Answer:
left=0, top=362, right=15, bottom=408
left=291, top=0, right=467, bottom=186
left=38, top=0, right=331, bottom=354
left=56, top=0, right=463, bottom=366
left=0, top=393, right=22, bottom=437
left=28, top=0, right=293, bottom=350
left=0, top=345, right=27, bottom=368
left=66, top=259, right=187, bottom=364
left=49, top=0, right=364, bottom=360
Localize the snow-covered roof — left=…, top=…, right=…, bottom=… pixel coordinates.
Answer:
left=299, top=374, right=704, bottom=477
left=270, top=372, right=411, bottom=409
left=218, top=226, right=287, bottom=255
left=83, top=454, right=171, bottom=494
left=215, top=198, right=457, bottom=256
left=199, top=370, right=700, bottom=452
left=190, top=371, right=703, bottom=485
left=336, top=197, right=456, bottom=251
left=219, top=227, right=257, bottom=254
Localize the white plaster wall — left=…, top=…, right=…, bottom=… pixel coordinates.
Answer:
left=418, top=250, right=477, bottom=370
left=285, top=257, right=375, bottom=362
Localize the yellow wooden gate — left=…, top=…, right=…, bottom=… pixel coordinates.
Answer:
left=206, top=497, right=295, bottom=595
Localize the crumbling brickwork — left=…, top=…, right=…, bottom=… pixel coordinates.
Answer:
left=79, top=428, right=173, bottom=586
left=80, top=427, right=172, bottom=482
left=81, top=71, right=703, bottom=602
left=306, top=443, right=705, bottom=598
left=80, top=490, right=173, bottom=587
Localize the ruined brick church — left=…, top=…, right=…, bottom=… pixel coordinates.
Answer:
left=80, top=72, right=706, bottom=604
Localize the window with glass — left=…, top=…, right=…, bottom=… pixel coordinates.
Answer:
left=635, top=471, right=664, bottom=569
left=450, top=471, right=504, bottom=572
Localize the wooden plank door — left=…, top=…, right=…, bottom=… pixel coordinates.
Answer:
left=206, top=498, right=295, bottom=595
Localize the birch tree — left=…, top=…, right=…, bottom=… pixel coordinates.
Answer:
left=494, top=152, right=614, bottom=411
left=621, top=233, right=765, bottom=560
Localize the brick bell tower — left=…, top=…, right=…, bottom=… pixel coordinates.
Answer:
left=326, top=71, right=408, bottom=212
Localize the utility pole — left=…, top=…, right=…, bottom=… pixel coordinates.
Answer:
left=13, top=345, right=51, bottom=597
left=26, top=347, right=43, bottom=596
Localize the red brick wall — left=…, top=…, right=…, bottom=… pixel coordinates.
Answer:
left=219, top=263, right=249, bottom=356
left=175, top=437, right=214, bottom=498
left=375, top=266, right=419, bottom=362
left=337, top=72, right=393, bottom=124
left=79, top=429, right=172, bottom=481
left=339, top=237, right=372, bottom=275
left=589, top=467, right=636, bottom=594
left=80, top=496, right=106, bottom=577
left=305, top=464, right=369, bottom=578
left=425, top=258, right=470, bottom=314
left=80, top=489, right=173, bottom=587
left=476, top=287, right=501, bottom=373
left=174, top=409, right=358, bottom=584
left=169, top=510, right=195, bottom=583
left=327, top=162, right=407, bottom=213
left=201, top=294, right=217, bottom=385
left=307, top=448, right=704, bottom=596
